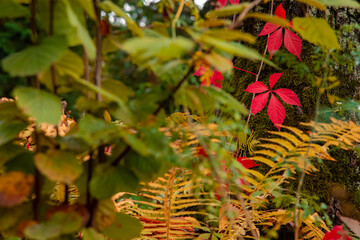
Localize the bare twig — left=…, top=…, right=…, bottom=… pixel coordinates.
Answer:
left=229, top=0, right=263, bottom=30
left=172, top=0, right=185, bottom=38
left=93, top=0, right=102, bottom=102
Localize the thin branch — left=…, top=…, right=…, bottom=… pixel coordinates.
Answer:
left=172, top=0, right=185, bottom=38
left=229, top=0, right=263, bottom=30
left=245, top=0, right=274, bottom=128
left=49, top=0, right=57, bottom=95
left=30, top=0, right=37, bottom=43
left=93, top=0, right=102, bottom=102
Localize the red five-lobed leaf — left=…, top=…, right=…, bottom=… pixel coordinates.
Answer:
left=217, top=0, right=227, bottom=7
left=284, top=28, right=302, bottom=61
left=267, top=28, right=283, bottom=59
left=229, top=0, right=239, bottom=5
left=250, top=92, right=269, bottom=115
left=267, top=94, right=286, bottom=131
left=211, top=70, right=224, bottom=89
left=244, top=81, right=268, bottom=93
left=258, top=3, right=302, bottom=60
left=244, top=73, right=301, bottom=131
left=273, top=89, right=302, bottom=106
left=269, top=73, right=283, bottom=89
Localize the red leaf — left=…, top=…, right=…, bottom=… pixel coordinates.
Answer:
left=284, top=29, right=302, bottom=61
left=229, top=0, right=239, bottom=4
left=275, top=3, right=286, bottom=19
left=244, top=81, right=269, bottom=93
left=250, top=92, right=269, bottom=115
left=268, top=28, right=283, bottom=59
left=323, top=225, right=351, bottom=240
left=269, top=73, right=283, bottom=89
left=237, top=157, right=258, bottom=169
left=273, top=88, right=302, bottom=106
left=267, top=94, right=285, bottom=131
left=217, top=0, right=227, bottom=7
left=100, top=19, right=110, bottom=36
left=193, top=66, right=207, bottom=76
left=258, top=22, right=280, bottom=36
left=211, top=70, right=224, bottom=89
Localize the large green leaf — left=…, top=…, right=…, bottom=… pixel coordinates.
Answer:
left=82, top=228, right=106, bottom=240
left=102, top=79, right=135, bottom=102
left=2, top=36, right=67, bottom=77
left=100, top=1, right=143, bottom=36
left=63, top=0, right=96, bottom=59
left=103, top=213, right=142, bottom=240
left=55, top=50, right=84, bottom=77
left=121, top=37, right=194, bottom=63
left=317, top=0, right=360, bottom=8
left=200, top=86, right=248, bottom=115
left=13, top=87, right=62, bottom=125
left=193, top=33, right=277, bottom=68
left=206, top=3, right=250, bottom=18
left=90, top=165, right=139, bottom=199
left=293, top=17, right=340, bottom=50
left=0, top=120, right=27, bottom=146
left=74, top=0, right=96, bottom=19
left=24, top=212, right=83, bottom=239
left=35, top=150, right=83, bottom=184
left=0, top=0, right=28, bottom=18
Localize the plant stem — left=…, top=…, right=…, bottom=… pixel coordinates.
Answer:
left=171, top=0, right=185, bottom=38
left=229, top=0, right=263, bottom=30
left=93, top=0, right=102, bottom=102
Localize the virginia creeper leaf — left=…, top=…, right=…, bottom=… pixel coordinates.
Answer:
left=250, top=92, right=269, bottom=115
left=229, top=0, right=239, bottom=5
left=237, top=157, right=259, bottom=169
left=284, top=28, right=302, bottom=61
left=273, top=89, right=302, bottom=106
left=218, top=0, right=227, bottom=7
left=258, top=22, right=280, bottom=36
left=268, top=28, right=283, bottom=58
left=193, top=66, right=207, bottom=76
left=244, top=81, right=269, bottom=93
left=269, top=73, right=283, bottom=89
left=275, top=3, right=286, bottom=18
left=210, top=70, right=224, bottom=89
left=267, top=94, right=286, bottom=131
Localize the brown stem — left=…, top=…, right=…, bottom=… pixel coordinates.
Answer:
left=86, top=152, right=94, bottom=227
left=30, top=0, right=37, bottom=43
left=33, top=130, right=41, bottom=221
left=229, top=0, right=263, bottom=30
left=93, top=0, right=102, bottom=102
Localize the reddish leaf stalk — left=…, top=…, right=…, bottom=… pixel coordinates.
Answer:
left=233, top=66, right=257, bottom=76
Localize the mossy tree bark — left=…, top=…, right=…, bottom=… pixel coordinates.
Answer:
left=221, top=0, right=360, bottom=223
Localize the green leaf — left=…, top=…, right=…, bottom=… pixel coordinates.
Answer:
left=0, top=143, right=26, bottom=166
left=72, top=115, right=119, bottom=146
left=0, top=120, right=27, bottom=146
left=48, top=212, right=83, bottom=234
left=90, top=165, right=139, bottom=199
left=35, top=150, right=83, bottom=184
left=0, top=0, right=29, bottom=18
left=205, top=29, right=256, bottom=44
left=55, top=50, right=84, bottom=77
left=74, top=0, right=96, bottom=19
left=24, top=222, right=62, bottom=240
left=13, top=87, right=62, bottom=125
left=63, top=0, right=96, bottom=59
left=100, top=1, right=143, bottom=36
left=317, top=0, right=360, bottom=8
left=193, top=33, right=277, bottom=68
left=245, top=13, right=290, bottom=27
left=103, top=213, right=142, bottom=240
left=203, top=86, right=248, bottom=115
left=293, top=17, right=340, bottom=50
left=24, top=212, right=82, bottom=240
left=206, top=3, right=250, bottom=18
left=4, top=152, right=35, bottom=174
left=82, top=228, right=106, bottom=240
left=2, top=36, right=68, bottom=77
left=102, top=79, right=135, bottom=102
left=295, top=0, right=326, bottom=10
left=121, top=37, right=194, bottom=63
